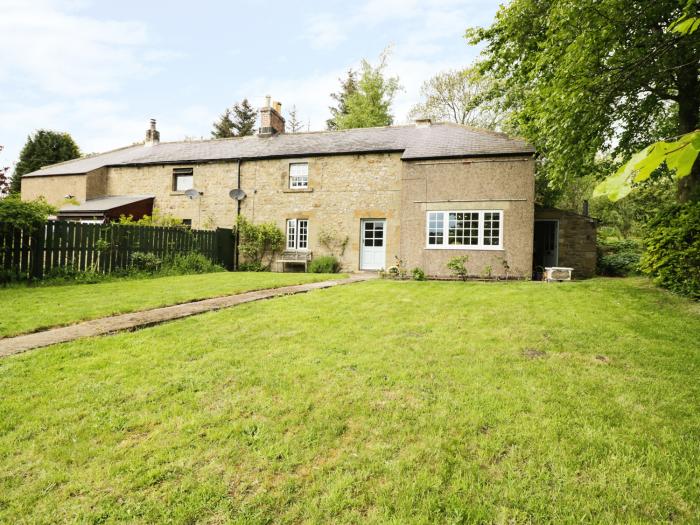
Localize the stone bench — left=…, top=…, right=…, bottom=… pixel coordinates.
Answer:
left=544, top=266, right=574, bottom=282
left=276, top=251, right=313, bottom=272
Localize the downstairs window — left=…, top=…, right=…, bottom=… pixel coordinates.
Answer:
left=426, top=210, right=502, bottom=249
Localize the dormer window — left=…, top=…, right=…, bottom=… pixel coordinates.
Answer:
left=289, top=163, right=308, bottom=189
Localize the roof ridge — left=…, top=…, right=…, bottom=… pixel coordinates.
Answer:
left=38, top=143, right=142, bottom=170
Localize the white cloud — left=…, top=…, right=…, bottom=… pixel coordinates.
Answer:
left=304, top=13, right=348, bottom=49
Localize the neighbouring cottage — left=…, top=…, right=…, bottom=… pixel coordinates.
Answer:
left=21, top=98, right=596, bottom=278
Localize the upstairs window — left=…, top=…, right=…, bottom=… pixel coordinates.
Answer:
left=426, top=210, right=503, bottom=249
left=173, top=167, right=194, bottom=192
left=289, top=163, right=308, bottom=189
left=286, top=219, right=308, bottom=250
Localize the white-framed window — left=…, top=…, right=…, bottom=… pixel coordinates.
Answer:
left=426, top=210, right=503, bottom=250
left=286, top=219, right=308, bottom=250
left=173, top=167, right=194, bottom=192
left=289, top=162, right=309, bottom=189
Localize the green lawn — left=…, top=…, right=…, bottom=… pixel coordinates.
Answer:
left=1, top=278, right=699, bottom=523
left=0, top=272, right=343, bottom=338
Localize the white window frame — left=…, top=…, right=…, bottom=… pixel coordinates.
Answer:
left=286, top=219, right=308, bottom=250
left=173, top=168, right=194, bottom=192
left=425, top=210, right=503, bottom=250
left=289, top=162, right=309, bottom=189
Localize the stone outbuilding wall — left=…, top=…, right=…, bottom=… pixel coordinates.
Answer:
left=534, top=206, right=597, bottom=278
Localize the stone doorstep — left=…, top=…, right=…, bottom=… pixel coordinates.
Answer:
left=0, top=274, right=375, bottom=359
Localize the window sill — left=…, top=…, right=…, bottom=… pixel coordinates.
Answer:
left=425, top=246, right=504, bottom=251
left=170, top=191, right=186, bottom=196
left=282, top=188, right=313, bottom=193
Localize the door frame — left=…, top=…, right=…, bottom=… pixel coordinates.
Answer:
left=359, top=218, right=387, bottom=270
left=534, top=219, right=559, bottom=267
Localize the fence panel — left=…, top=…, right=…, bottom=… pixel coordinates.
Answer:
left=0, top=220, right=237, bottom=282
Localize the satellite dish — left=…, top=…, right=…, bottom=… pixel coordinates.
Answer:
left=229, top=188, right=247, bottom=201
left=184, top=188, right=200, bottom=199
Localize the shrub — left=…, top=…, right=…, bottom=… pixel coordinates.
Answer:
left=118, top=208, right=185, bottom=228
left=411, top=267, right=426, bottom=281
left=235, top=216, right=284, bottom=270
left=447, top=255, right=469, bottom=281
left=162, top=252, right=224, bottom=275
left=309, top=255, right=341, bottom=273
left=640, top=202, right=700, bottom=299
left=130, top=251, right=162, bottom=273
left=597, top=238, right=642, bottom=277
left=238, top=262, right=266, bottom=272
left=0, top=195, right=56, bottom=231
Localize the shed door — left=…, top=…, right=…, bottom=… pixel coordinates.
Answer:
left=534, top=220, right=559, bottom=267
left=360, top=219, right=386, bottom=270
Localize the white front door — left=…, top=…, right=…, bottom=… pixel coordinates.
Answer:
left=360, top=219, right=386, bottom=270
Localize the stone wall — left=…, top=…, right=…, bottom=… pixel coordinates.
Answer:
left=400, top=156, right=536, bottom=278
left=21, top=174, right=89, bottom=206
left=240, top=153, right=402, bottom=272
left=105, top=161, right=238, bottom=229
left=535, top=207, right=597, bottom=278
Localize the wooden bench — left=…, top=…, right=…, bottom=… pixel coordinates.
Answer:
left=275, top=251, right=313, bottom=272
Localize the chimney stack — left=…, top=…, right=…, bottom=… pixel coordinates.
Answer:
left=259, top=96, right=285, bottom=136
left=145, top=118, right=160, bottom=146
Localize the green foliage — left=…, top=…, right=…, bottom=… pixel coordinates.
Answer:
left=468, top=0, right=699, bottom=196
left=408, top=67, right=503, bottom=129
left=640, top=202, right=700, bottom=299
left=0, top=195, right=56, bottom=231
left=334, top=49, right=401, bottom=129
left=318, top=227, right=349, bottom=256
left=309, top=255, right=341, bottom=274
left=411, top=267, right=426, bottom=281
left=235, top=216, right=284, bottom=270
left=162, top=252, right=224, bottom=275
left=594, top=131, right=700, bottom=201
left=232, top=99, right=257, bottom=137
left=12, top=129, right=80, bottom=193
left=597, top=239, right=643, bottom=277
left=287, top=105, right=303, bottom=133
left=130, top=252, right=161, bottom=273
left=211, top=108, right=235, bottom=139
left=118, top=209, right=185, bottom=228
left=327, top=69, right=358, bottom=130
left=446, top=255, right=469, bottom=280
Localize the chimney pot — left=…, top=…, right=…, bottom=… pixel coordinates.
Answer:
left=265, top=95, right=271, bottom=108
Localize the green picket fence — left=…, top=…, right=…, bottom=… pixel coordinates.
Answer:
left=0, top=221, right=235, bottom=280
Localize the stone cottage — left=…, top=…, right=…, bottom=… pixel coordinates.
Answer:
left=21, top=99, right=596, bottom=278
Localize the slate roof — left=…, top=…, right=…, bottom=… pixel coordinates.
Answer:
left=25, top=123, right=535, bottom=177
left=58, top=195, right=154, bottom=213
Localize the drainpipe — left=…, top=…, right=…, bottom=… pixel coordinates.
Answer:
left=235, top=159, right=241, bottom=270
left=582, top=199, right=589, bottom=217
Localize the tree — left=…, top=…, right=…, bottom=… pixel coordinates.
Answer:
left=468, top=0, right=700, bottom=201
left=211, top=108, right=235, bottom=139
left=334, top=50, right=401, bottom=130
left=0, top=146, right=10, bottom=198
left=327, top=69, right=358, bottom=130
left=408, top=67, right=503, bottom=129
left=287, top=105, right=303, bottom=133
left=12, top=130, right=80, bottom=193
left=231, top=99, right=257, bottom=137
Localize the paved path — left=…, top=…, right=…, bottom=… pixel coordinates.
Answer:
left=0, top=274, right=374, bottom=358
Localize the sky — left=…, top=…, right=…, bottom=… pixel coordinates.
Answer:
left=0, top=0, right=501, bottom=172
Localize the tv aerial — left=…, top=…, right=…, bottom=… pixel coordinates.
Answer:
left=229, top=188, right=246, bottom=201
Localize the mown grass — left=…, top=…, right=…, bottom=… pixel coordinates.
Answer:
left=0, top=272, right=344, bottom=338
left=0, top=278, right=698, bottom=523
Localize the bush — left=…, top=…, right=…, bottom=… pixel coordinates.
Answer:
left=235, top=216, right=284, bottom=270
left=309, top=255, right=341, bottom=273
left=130, top=251, right=162, bottom=273
left=411, top=267, right=426, bottom=281
left=238, top=262, right=266, bottom=272
left=447, top=255, right=469, bottom=280
left=597, top=238, right=642, bottom=276
left=0, top=195, right=56, bottom=231
left=640, top=202, right=700, bottom=299
left=162, top=252, right=224, bottom=275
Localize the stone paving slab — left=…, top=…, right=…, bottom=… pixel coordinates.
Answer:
left=0, top=274, right=374, bottom=358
